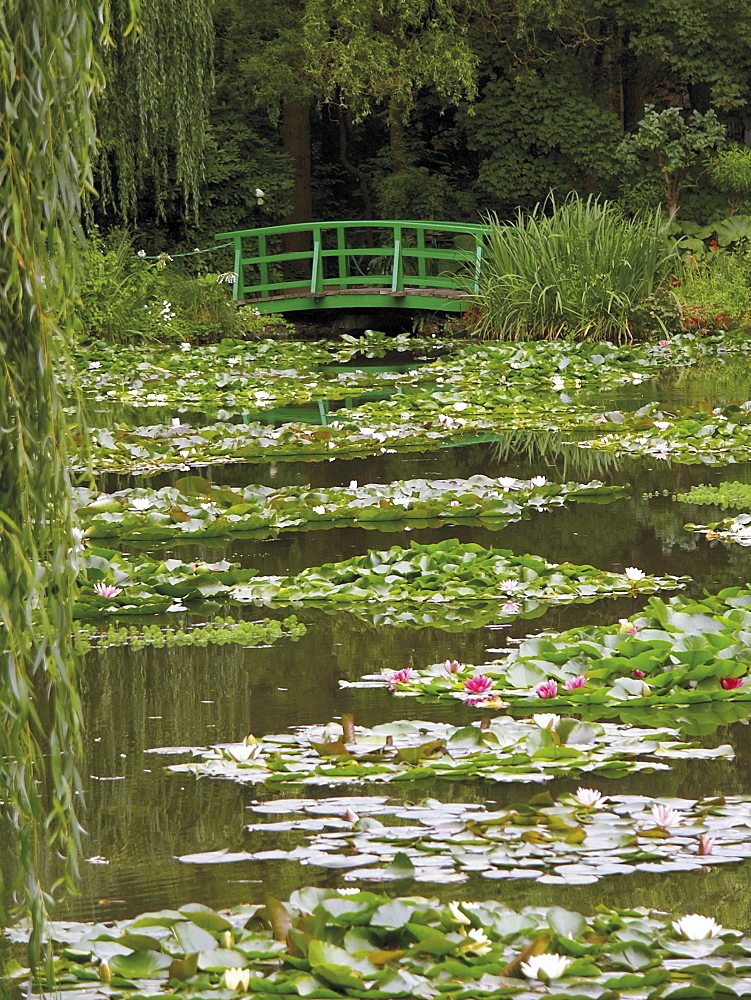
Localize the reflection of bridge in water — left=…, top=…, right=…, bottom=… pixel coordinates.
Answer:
left=214, top=220, right=489, bottom=314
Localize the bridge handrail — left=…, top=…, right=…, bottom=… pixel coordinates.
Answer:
left=214, top=219, right=489, bottom=303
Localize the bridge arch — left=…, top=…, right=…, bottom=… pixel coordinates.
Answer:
left=214, top=220, right=488, bottom=314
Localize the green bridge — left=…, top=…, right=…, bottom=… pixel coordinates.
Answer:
left=214, top=220, right=489, bottom=314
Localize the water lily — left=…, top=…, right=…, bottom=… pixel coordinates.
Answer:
left=698, top=833, right=715, bottom=856
left=444, top=659, right=463, bottom=674
left=69, top=527, right=86, bottom=553
left=551, top=376, right=566, bottom=391
left=447, top=900, right=472, bottom=925
left=672, top=914, right=724, bottom=940
left=619, top=618, right=640, bottom=634
left=500, top=579, right=521, bottom=595
left=536, top=679, right=558, bottom=699
left=624, top=567, right=646, bottom=581
left=464, top=674, right=493, bottom=695
left=460, top=927, right=492, bottom=956
left=94, top=583, right=122, bottom=599
left=226, top=742, right=261, bottom=763
left=573, top=787, right=604, bottom=808
left=223, top=967, right=251, bottom=992
left=532, top=713, right=560, bottom=731
left=651, top=803, right=683, bottom=828
left=520, top=953, right=571, bottom=981
left=345, top=808, right=359, bottom=824
left=386, top=667, right=414, bottom=691
left=498, top=477, right=519, bottom=489
left=720, top=676, right=744, bottom=690
left=632, top=669, right=646, bottom=678
left=130, top=497, right=154, bottom=511
left=564, top=674, right=586, bottom=690
left=530, top=476, right=548, bottom=487
left=502, top=600, right=520, bottom=614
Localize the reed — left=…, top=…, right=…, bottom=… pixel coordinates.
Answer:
left=474, top=195, right=676, bottom=340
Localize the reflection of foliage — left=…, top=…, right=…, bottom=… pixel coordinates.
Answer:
left=494, top=430, right=623, bottom=481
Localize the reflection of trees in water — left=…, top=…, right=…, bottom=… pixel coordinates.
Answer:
left=494, top=430, right=623, bottom=482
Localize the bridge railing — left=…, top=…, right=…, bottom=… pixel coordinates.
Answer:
left=214, top=220, right=489, bottom=304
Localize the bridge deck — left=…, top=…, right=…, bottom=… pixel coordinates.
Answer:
left=215, top=220, right=488, bottom=315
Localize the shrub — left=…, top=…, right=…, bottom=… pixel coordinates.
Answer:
left=472, top=195, right=677, bottom=340
left=674, top=248, right=751, bottom=334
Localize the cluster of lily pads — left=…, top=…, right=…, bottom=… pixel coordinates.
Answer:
left=575, top=401, right=751, bottom=465
left=349, top=587, right=751, bottom=715
left=26, top=885, right=751, bottom=999
left=74, top=475, right=627, bottom=543
left=180, top=789, right=751, bottom=887
left=159, top=715, right=731, bottom=788
left=232, top=538, right=686, bottom=631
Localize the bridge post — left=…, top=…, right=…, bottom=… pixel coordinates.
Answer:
left=310, top=226, right=323, bottom=295
left=391, top=224, right=404, bottom=295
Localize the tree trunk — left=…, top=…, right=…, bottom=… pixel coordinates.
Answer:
left=282, top=98, right=312, bottom=279
left=620, top=34, right=644, bottom=130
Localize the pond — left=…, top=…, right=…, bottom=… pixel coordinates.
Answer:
left=25, top=333, right=751, bottom=997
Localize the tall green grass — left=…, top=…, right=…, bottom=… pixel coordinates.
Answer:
left=473, top=195, right=676, bottom=340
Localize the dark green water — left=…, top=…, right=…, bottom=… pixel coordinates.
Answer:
left=54, top=363, right=751, bottom=934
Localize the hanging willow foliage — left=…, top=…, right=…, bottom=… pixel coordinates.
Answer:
left=96, top=0, right=215, bottom=221
left=0, top=0, right=102, bottom=968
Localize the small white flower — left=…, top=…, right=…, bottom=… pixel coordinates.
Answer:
left=624, top=567, right=646, bottom=581
left=529, top=476, right=548, bottom=487
left=255, top=188, right=265, bottom=199
left=573, top=787, right=604, bottom=808
left=521, top=953, right=571, bottom=981
left=448, top=901, right=472, bottom=925
left=551, top=376, right=566, bottom=391
left=653, top=420, right=670, bottom=430
left=337, top=887, right=361, bottom=895
left=672, top=914, right=724, bottom=940
left=349, top=480, right=358, bottom=489
left=460, top=928, right=492, bottom=956
left=137, top=249, right=147, bottom=258
left=130, top=497, right=153, bottom=511
left=180, top=342, right=191, bottom=352
left=532, top=713, right=560, bottom=731
left=498, top=477, right=519, bottom=489
left=88, top=361, right=102, bottom=370
left=223, top=967, right=251, bottom=991
left=69, top=527, right=86, bottom=553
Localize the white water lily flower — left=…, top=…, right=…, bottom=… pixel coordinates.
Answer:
left=226, top=743, right=261, bottom=763
left=529, top=476, right=548, bottom=487
left=624, top=567, right=646, bottom=581
left=573, top=787, right=604, bottom=808
left=223, top=967, right=251, bottom=991
left=337, top=887, right=361, bottom=895
left=498, top=477, right=519, bottom=490
left=672, top=914, right=724, bottom=940
left=551, top=376, right=566, bottom=391
left=460, top=928, right=492, bottom=956
left=448, top=901, right=472, bottom=925
left=520, top=953, right=571, bottom=981
left=653, top=420, right=670, bottom=430
left=130, top=497, right=153, bottom=511
left=349, top=480, right=358, bottom=489
left=532, top=713, right=560, bottom=731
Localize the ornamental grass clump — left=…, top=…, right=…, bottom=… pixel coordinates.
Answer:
left=473, top=195, right=676, bottom=341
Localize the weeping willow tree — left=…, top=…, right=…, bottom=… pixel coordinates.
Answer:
left=96, top=0, right=215, bottom=221
left=0, top=0, right=101, bottom=968
left=0, top=0, right=214, bottom=974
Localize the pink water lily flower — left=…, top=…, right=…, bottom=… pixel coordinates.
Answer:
left=94, top=583, right=122, bottom=598
left=564, top=675, right=586, bottom=690
left=720, top=676, right=744, bottom=690
left=464, top=674, right=493, bottom=695
left=502, top=600, right=520, bottom=614
left=536, top=679, right=558, bottom=699
left=698, top=833, right=715, bottom=856
left=444, top=659, right=463, bottom=674
left=632, top=669, right=646, bottom=678
left=386, top=667, right=414, bottom=690
left=651, top=803, right=683, bottom=828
